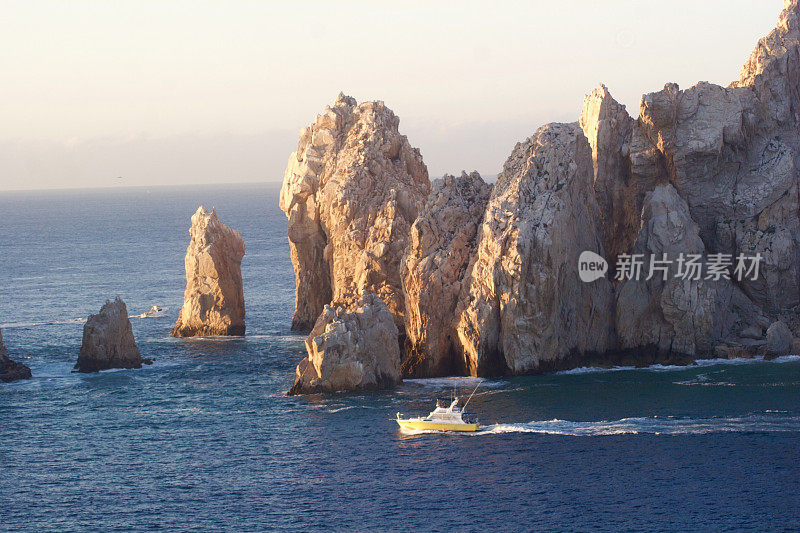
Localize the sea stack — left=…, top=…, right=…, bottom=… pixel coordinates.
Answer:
left=0, top=328, right=32, bottom=382
left=279, top=93, right=430, bottom=331
left=171, top=206, right=245, bottom=337
left=75, top=298, right=144, bottom=372
left=288, top=292, right=401, bottom=395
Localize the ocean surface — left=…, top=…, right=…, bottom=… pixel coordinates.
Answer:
left=0, top=183, right=798, bottom=532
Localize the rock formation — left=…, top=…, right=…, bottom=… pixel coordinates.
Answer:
left=616, top=185, right=712, bottom=356
left=282, top=1, right=800, bottom=384
left=766, top=320, right=793, bottom=357
left=579, top=84, right=641, bottom=267
left=76, top=298, right=144, bottom=372
left=402, top=172, right=491, bottom=377
left=453, top=123, right=616, bottom=375
left=172, top=206, right=246, bottom=337
left=0, top=328, right=32, bottom=383
left=288, top=293, right=401, bottom=395
left=280, top=93, right=430, bottom=331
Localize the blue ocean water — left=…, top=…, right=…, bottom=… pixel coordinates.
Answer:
left=0, top=183, right=798, bottom=532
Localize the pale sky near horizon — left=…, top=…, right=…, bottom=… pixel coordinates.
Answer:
left=0, top=1, right=785, bottom=191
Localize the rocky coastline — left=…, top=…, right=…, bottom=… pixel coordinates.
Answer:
left=280, top=0, right=800, bottom=392
left=3, top=2, right=799, bottom=392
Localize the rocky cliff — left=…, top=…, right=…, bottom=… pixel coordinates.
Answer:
left=172, top=206, right=246, bottom=337
left=76, top=298, right=144, bottom=372
left=454, top=123, right=616, bottom=375
left=288, top=292, right=401, bottom=395
left=0, top=328, right=32, bottom=383
left=280, top=94, right=430, bottom=331
left=282, top=1, right=800, bottom=389
left=402, top=172, right=491, bottom=377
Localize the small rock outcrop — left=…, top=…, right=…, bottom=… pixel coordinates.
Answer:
left=280, top=93, right=430, bottom=331
left=402, top=172, right=491, bottom=377
left=288, top=293, right=401, bottom=395
left=454, top=123, right=616, bottom=375
left=0, top=328, right=32, bottom=383
left=76, top=298, right=144, bottom=372
left=765, top=320, right=794, bottom=357
left=172, top=206, right=245, bottom=337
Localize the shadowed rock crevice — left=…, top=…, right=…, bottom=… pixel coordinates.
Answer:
left=401, top=171, right=492, bottom=377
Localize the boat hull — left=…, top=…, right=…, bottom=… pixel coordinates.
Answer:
left=396, top=419, right=479, bottom=432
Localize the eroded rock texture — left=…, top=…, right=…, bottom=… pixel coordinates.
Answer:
left=402, top=172, right=491, bottom=377
left=76, top=298, right=143, bottom=373
left=0, top=328, right=32, bottom=383
left=454, top=123, right=616, bottom=375
left=632, top=0, right=800, bottom=312
left=172, top=206, right=245, bottom=337
left=280, top=94, right=430, bottom=331
left=579, top=84, right=641, bottom=267
left=288, top=293, right=401, bottom=395
left=282, top=2, right=800, bottom=384
left=614, top=184, right=770, bottom=358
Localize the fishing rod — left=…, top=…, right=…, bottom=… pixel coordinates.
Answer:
left=461, top=379, right=482, bottom=410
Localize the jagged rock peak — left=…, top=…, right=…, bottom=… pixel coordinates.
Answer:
left=402, top=171, right=492, bottom=377
left=454, top=123, right=616, bottom=375
left=76, top=297, right=144, bottom=373
left=0, top=328, right=32, bottom=383
left=280, top=93, right=430, bottom=331
left=736, top=0, right=800, bottom=89
left=579, top=84, right=639, bottom=266
left=288, top=292, right=401, bottom=395
left=172, top=206, right=246, bottom=337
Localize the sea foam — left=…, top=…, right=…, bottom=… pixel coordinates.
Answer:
left=475, top=413, right=800, bottom=436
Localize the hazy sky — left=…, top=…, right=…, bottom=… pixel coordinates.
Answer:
left=0, top=1, right=784, bottom=190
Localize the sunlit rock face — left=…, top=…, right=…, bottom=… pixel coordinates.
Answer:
left=579, top=84, right=642, bottom=268
left=288, top=293, right=401, bottom=395
left=0, top=328, right=31, bottom=383
left=172, top=206, right=245, bottom=337
left=76, top=298, right=143, bottom=373
left=453, top=123, right=616, bottom=376
left=280, top=94, right=430, bottom=331
left=401, top=172, right=491, bottom=377
left=281, top=2, right=800, bottom=383
left=631, top=1, right=800, bottom=312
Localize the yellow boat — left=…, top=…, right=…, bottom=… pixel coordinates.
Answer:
left=395, top=397, right=480, bottom=433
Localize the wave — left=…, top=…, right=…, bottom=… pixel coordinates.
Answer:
left=553, top=355, right=800, bottom=376
left=403, top=377, right=506, bottom=389
left=0, top=317, right=86, bottom=329
left=475, top=414, right=800, bottom=436
left=327, top=406, right=358, bottom=413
